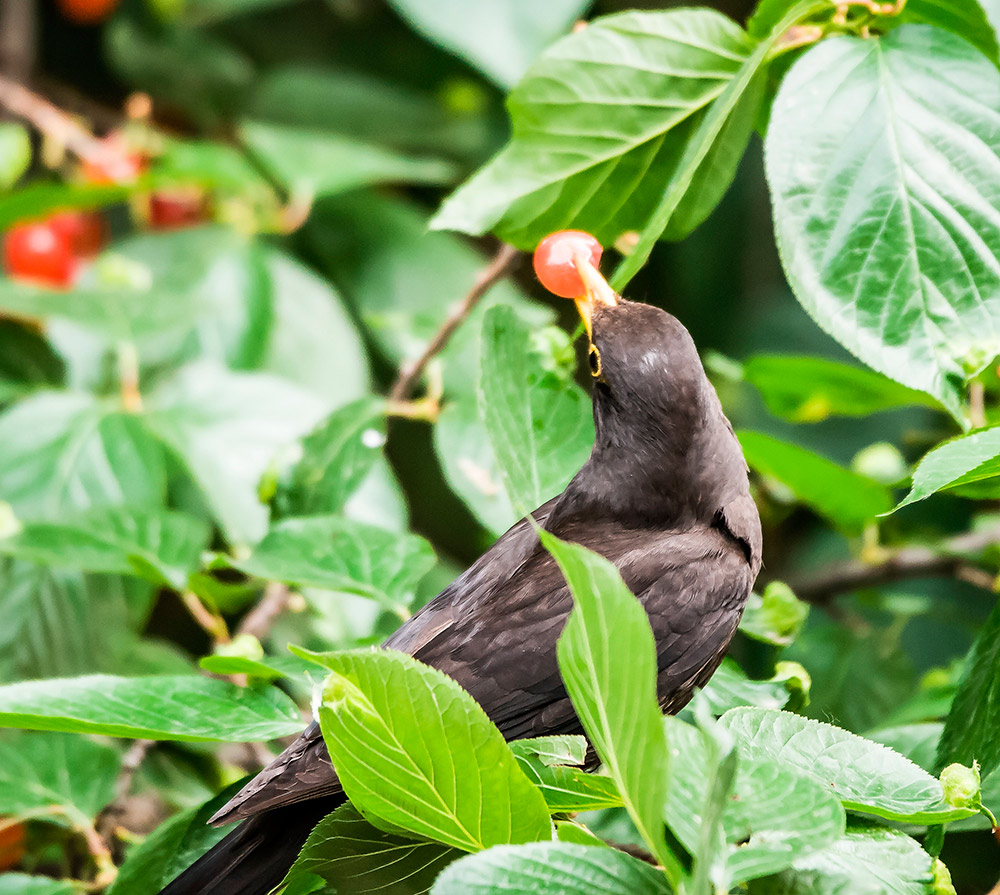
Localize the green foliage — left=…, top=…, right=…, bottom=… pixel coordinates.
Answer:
left=280, top=803, right=461, bottom=895
left=433, top=8, right=759, bottom=250
left=430, top=842, right=671, bottom=895
left=305, top=648, right=551, bottom=851
left=720, top=708, right=978, bottom=824
left=0, top=733, right=120, bottom=828
left=936, top=597, right=1000, bottom=778
left=0, top=675, right=303, bottom=741
left=2, top=0, right=1000, bottom=891
left=233, top=516, right=435, bottom=613
left=479, top=306, right=592, bottom=514
left=765, top=26, right=1000, bottom=419
left=737, top=430, right=892, bottom=532
left=544, top=532, right=682, bottom=883
left=743, top=355, right=936, bottom=423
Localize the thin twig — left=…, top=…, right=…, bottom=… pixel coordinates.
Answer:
left=389, top=243, right=519, bottom=403
left=0, top=0, right=35, bottom=88
left=970, top=380, right=987, bottom=429
left=97, top=739, right=155, bottom=840
left=0, top=71, right=105, bottom=160
left=179, top=590, right=230, bottom=644
left=783, top=523, right=1000, bottom=604
left=237, top=581, right=291, bottom=640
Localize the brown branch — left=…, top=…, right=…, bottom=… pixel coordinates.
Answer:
left=783, top=523, right=1000, bottom=604
left=0, top=0, right=36, bottom=87
left=389, top=243, right=520, bottom=404
left=0, top=71, right=105, bottom=160
left=96, top=739, right=155, bottom=842
left=237, top=582, right=291, bottom=640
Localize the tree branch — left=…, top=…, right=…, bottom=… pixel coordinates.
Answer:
left=783, top=523, right=1000, bottom=604
left=0, top=71, right=105, bottom=160
left=0, top=0, right=35, bottom=88
left=389, top=243, right=520, bottom=404
left=237, top=581, right=291, bottom=640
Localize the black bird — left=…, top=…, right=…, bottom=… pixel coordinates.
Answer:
left=160, top=258, right=761, bottom=895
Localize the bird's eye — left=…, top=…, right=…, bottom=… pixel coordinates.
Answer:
left=588, top=344, right=602, bottom=378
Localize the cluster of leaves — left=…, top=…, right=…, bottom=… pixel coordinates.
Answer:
left=2, top=0, right=1000, bottom=892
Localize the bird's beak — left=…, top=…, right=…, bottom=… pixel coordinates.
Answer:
left=573, top=252, right=618, bottom=339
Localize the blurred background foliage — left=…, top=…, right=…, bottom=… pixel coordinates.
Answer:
left=1, top=0, right=1000, bottom=892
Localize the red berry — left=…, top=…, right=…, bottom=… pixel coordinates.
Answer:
left=3, top=222, right=77, bottom=287
left=48, top=210, right=107, bottom=257
left=81, top=135, right=143, bottom=185
left=533, top=230, right=603, bottom=298
left=57, top=0, right=120, bottom=25
left=149, top=189, right=206, bottom=230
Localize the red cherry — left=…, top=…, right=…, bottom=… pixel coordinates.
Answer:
left=149, top=189, right=206, bottom=230
left=57, top=0, right=120, bottom=25
left=48, top=210, right=107, bottom=257
left=3, top=222, right=77, bottom=287
left=81, top=135, right=143, bottom=185
left=533, top=230, right=603, bottom=298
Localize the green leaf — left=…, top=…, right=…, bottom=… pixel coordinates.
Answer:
left=309, top=193, right=550, bottom=395
left=478, top=306, right=593, bottom=515
left=508, top=736, right=623, bottom=812
left=936, top=597, right=1000, bottom=778
left=270, top=399, right=386, bottom=519
left=737, top=430, right=892, bottom=533
left=890, top=0, right=999, bottom=65
left=145, top=362, right=328, bottom=544
left=720, top=707, right=976, bottom=823
left=0, top=876, right=76, bottom=895
left=0, top=392, right=166, bottom=520
left=697, top=657, right=795, bottom=716
left=103, top=226, right=272, bottom=371
left=0, top=123, right=31, bottom=190
left=743, top=355, right=938, bottom=422
left=0, top=732, right=119, bottom=827
left=0, top=674, right=303, bottom=741
left=232, top=516, right=435, bottom=613
left=432, top=8, right=760, bottom=250
left=0, top=182, right=130, bottom=230
left=0, top=227, right=266, bottom=361
left=748, top=823, right=933, bottom=895
left=387, top=0, right=591, bottom=88
left=109, top=783, right=243, bottom=894
left=152, top=136, right=270, bottom=195
left=242, top=121, right=456, bottom=197
left=430, top=842, right=671, bottom=895
left=0, top=321, right=64, bottom=403
left=280, top=803, right=461, bottom=895
left=785, top=618, right=916, bottom=734
left=259, top=248, right=370, bottom=405
left=0, top=507, right=210, bottom=589
left=434, top=396, right=515, bottom=536
left=308, top=648, right=551, bottom=852
left=738, top=582, right=809, bottom=647
left=544, top=532, right=681, bottom=883
left=765, top=26, right=1000, bottom=419
left=106, top=17, right=252, bottom=128
left=663, top=716, right=844, bottom=884
left=894, top=426, right=1000, bottom=510
left=248, top=66, right=491, bottom=163
left=0, top=559, right=152, bottom=683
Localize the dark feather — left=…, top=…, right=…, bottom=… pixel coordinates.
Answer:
left=160, top=299, right=761, bottom=895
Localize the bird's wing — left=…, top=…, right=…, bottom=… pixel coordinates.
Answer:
left=211, top=498, right=560, bottom=825
left=212, top=513, right=753, bottom=825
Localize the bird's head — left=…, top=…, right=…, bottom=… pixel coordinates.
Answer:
left=565, top=254, right=747, bottom=523
left=573, top=255, right=714, bottom=448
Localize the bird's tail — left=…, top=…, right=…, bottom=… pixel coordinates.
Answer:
left=159, top=798, right=337, bottom=895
